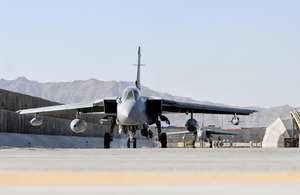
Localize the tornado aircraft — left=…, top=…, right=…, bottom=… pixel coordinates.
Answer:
left=17, top=47, right=256, bottom=148
left=167, top=112, right=238, bottom=147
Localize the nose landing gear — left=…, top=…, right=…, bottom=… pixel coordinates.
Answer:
left=127, top=136, right=137, bottom=148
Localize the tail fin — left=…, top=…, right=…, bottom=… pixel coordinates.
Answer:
left=135, top=46, right=142, bottom=89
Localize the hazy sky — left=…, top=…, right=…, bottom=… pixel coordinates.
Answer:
left=0, top=0, right=299, bottom=108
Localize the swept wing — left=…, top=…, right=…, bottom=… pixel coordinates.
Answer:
left=208, top=130, right=238, bottom=136
left=16, top=98, right=117, bottom=116
left=17, top=97, right=255, bottom=117
left=161, top=99, right=255, bottom=115
left=166, top=129, right=238, bottom=136
left=166, top=130, right=191, bottom=135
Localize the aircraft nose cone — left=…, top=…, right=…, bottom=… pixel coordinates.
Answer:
left=117, top=103, right=141, bottom=125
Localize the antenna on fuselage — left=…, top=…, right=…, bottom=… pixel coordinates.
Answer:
left=134, top=46, right=144, bottom=90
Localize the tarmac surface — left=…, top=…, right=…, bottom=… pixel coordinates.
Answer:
left=1, top=148, right=300, bottom=194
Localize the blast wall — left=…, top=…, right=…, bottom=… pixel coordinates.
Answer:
left=262, top=117, right=296, bottom=148
left=0, top=88, right=114, bottom=137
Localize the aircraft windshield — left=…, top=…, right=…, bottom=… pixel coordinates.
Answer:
left=122, top=87, right=141, bottom=101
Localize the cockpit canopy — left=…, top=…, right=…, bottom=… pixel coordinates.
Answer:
left=122, top=87, right=141, bottom=101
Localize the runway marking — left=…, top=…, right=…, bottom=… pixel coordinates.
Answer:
left=1, top=173, right=300, bottom=186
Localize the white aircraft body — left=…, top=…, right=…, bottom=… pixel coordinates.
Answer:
left=17, top=47, right=256, bottom=148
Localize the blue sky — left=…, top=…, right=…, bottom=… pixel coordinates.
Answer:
left=0, top=0, right=299, bottom=108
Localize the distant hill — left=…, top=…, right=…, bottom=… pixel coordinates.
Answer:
left=0, top=77, right=292, bottom=128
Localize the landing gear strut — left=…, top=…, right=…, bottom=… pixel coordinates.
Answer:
left=127, top=137, right=137, bottom=148
left=103, top=117, right=116, bottom=149
left=209, top=140, right=213, bottom=148
left=156, top=120, right=167, bottom=148
left=110, top=117, right=116, bottom=141
left=161, top=133, right=167, bottom=148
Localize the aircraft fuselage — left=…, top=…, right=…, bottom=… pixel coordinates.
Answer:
left=116, top=86, right=151, bottom=136
left=197, top=127, right=207, bottom=140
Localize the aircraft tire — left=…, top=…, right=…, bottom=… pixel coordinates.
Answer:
left=209, top=140, right=213, bottom=148
left=215, top=141, right=218, bottom=148
left=161, top=133, right=167, bottom=148
left=133, top=138, right=137, bottom=148
left=104, top=133, right=110, bottom=149
left=126, top=137, right=130, bottom=148
left=219, top=141, right=223, bottom=148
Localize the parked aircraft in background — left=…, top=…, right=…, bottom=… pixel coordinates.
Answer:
left=17, top=47, right=256, bottom=148
left=167, top=113, right=238, bottom=147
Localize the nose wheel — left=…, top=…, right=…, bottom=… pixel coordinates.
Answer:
left=127, top=137, right=137, bottom=148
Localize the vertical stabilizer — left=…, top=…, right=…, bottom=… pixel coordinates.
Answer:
left=135, top=46, right=141, bottom=89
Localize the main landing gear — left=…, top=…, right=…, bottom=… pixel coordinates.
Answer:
left=161, top=133, right=167, bottom=148
left=156, top=120, right=167, bottom=148
left=104, top=133, right=111, bottom=149
left=103, top=117, right=168, bottom=149
left=103, top=117, right=116, bottom=149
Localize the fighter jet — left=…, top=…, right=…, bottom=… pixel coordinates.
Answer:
left=167, top=112, right=238, bottom=147
left=16, top=47, right=256, bottom=148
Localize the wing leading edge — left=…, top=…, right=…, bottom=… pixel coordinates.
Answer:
left=208, top=130, right=239, bottom=136
left=166, top=130, right=238, bottom=136
left=161, top=99, right=256, bottom=115
left=16, top=97, right=117, bottom=116
left=166, top=130, right=191, bottom=135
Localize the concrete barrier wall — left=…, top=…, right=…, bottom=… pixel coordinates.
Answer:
left=0, top=88, right=103, bottom=122
left=0, top=88, right=59, bottom=112
left=0, top=109, right=114, bottom=137
left=262, top=118, right=290, bottom=148
left=0, top=88, right=118, bottom=137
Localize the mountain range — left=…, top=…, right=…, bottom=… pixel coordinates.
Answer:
left=0, top=77, right=292, bottom=128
